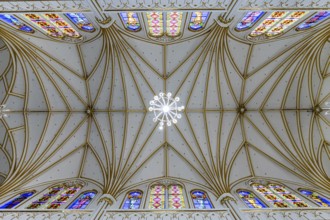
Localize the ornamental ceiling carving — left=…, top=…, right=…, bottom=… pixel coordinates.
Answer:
left=0, top=0, right=329, bottom=200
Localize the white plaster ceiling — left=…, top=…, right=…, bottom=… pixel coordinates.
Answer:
left=0, top=1, right=329, bottom=199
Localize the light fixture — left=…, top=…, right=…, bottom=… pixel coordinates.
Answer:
left=149, top=92, right=184, bottom=130
left=0, top=104, right=9, bottom=119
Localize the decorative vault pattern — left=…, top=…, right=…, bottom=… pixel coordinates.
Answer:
left=0, top=7, right=329, bottom=204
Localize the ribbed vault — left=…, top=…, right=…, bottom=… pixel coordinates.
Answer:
left=0, top=13, right=329, bottom=200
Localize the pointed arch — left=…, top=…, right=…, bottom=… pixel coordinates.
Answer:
left=235, top=11, right=265, bottom=31
left=168, top=184, right=185, bottom=209
left=27, top=182, right=83, bottom=209
left=0, top=14, right=34, bottom=33
left=237, top=189, right=267, bottom=208
left=296, top=11, right=330, bottom=31
left=191, top=190, right=213, bottom=209
left=122, top=190, right=143, bottom=209
left=148, top=184, right=166, bottom=209
left=0, top=191, right=36, bottom=209
left=298, top=189, right=330, bottom=207
left=119, top=12, right=141, bottom=32
left=188, top=12, right=211, bottom=31
left=67, top=190, right=97, bottom=209
left=65, top=13, right=95, bottom=32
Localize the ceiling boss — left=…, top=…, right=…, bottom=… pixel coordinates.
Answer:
left=149, top=92, right=184, bottom=130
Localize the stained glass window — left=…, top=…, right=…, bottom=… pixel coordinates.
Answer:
left=0, top=191, right=35, bottom=209
left=168, top=185, right=185, bottom=209
left=191, top=190, right=213, bottom=209
left=149, top=185, right=165, bottom=209
left=122, top=190, right=143, bottom=209
left=0, top=14, right=34, bottom=33
left=252, top=183, right=289, bottom=208
left=146, top=12, right=164, bottom=37
left=68, top=191, right=96, bottom=209
left=188, top=12, right=210, bottom=31
left=65, top=13, right=95, bottom=32
left=237, top=190, right=267, bottom=208
left=47, top=184, right=82, bottom=209
left=119, top=12, right=141, bottom=32
left=266, top=11, right=307, bottom=36
left=44, top=14, right=80, bottom=38
left=299, top=189, right=330, bottom=207
left=268, top=184, right=308, bottom=208
left=24, top=14, right=64, bottom=38
left=235, top=11, right=265, bottom=31
left=27, top=183, right=82, bottom=209
left=166, top=12, right=182, bottom=37
left=296, top=11, right=330, bottom=31
left=250, top=11, right=288, bottom=36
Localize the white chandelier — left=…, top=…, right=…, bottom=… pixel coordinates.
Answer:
left=0, top=104, right=9, bottom=119
left=149, top=92, right=184, bottom=130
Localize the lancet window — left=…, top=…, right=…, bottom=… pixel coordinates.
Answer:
left=148, top=184, right=185, bottom=209
left=0, top=14, right=34, bottom=33
left=122, top=190, right=143, bottom=209
left=251, top=183, right=309, bottom=208
left=188, top=12, right=210, bottom=31
left=237, top=190, right=267, bottom=208
left=27, top=182, right=83, bottom=209
left=250, top=11, right=308, bottom=37
left=119, top=12, right=141, bottom=32
left=0, top=191, right=36, bottom=209
left=299, top=189, right=330, bottom=207
left=191, top=190, right=213, bottom=209
left=68, top=191, right=97, bottom=209
left=235, top=11, right=265, bottom=31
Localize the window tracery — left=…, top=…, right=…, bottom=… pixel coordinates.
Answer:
left=24, top=14, right=81, bottom=39
left=251, top=183, right=309, bottom=208
left=148, top=184, right=185, bottom=209
left=250, top=11, right=308, bottom=37
left=27, top=183, right=83, bottom=209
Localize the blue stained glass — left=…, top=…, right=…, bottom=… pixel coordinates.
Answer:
left=188, top=12, right=210, bottom=31
left=191, top=190, right=213, bottom=209
left=0, top=14, right=34, bottom=33
left=236, top=11, right=265, bottom=31
left=68, top=191, right=96, bottom=209
left=238, top=190, right=267, bottom=208
left=0, top=191, right=35, bottom=209
left=65, top=13, right=95, bottom=32
left=299, top=189, right=330, bottom=207
left=122, top=191, right=143, bottom=209
left=296, top=11, right=330, bottom=30
left=120, top=12, right=141, bottom=31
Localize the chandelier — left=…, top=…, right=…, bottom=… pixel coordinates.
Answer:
left=0, top=104, right=9, bottom=119
left=149, top=92, right=184, bottom=130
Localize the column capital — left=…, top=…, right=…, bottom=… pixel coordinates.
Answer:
left=218, top=193, right=237, bottom=205
left=98, top=194, right=116, bottom=206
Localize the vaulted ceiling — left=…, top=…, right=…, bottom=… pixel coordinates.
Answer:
left=0, top=0, right=329, bottom=200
